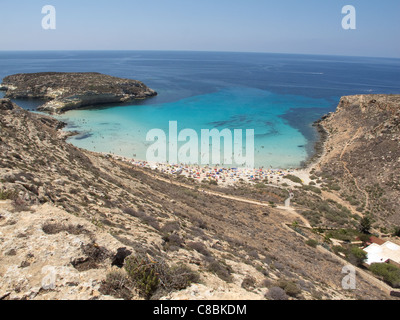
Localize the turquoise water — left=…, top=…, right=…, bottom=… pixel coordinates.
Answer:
left=1, top=51, right=399, bottom=168
left=57, top=87, right=332, bottom=168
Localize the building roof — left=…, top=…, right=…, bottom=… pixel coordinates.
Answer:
left=369, top=236, right=386, bottom=246
left=364, top=241, right=400, bottom=265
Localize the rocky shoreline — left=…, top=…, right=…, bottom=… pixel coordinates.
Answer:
left=301, top=113, right=332, bottom=169
left=0, top=72, right=157, bottom=113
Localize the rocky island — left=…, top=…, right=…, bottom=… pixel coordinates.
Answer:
left=0, top=72, right=157, bottom=113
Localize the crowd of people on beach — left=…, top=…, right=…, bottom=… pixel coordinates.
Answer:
left=108, top=154, right=301, bottom=187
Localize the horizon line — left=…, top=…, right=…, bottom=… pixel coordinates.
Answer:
left=0, top=49, right=399, bottom=60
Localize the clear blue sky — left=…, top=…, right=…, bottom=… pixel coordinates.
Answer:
left=0, top=0, right=399, bottom=58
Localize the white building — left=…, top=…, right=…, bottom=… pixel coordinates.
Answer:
left=364, top=241, right=400, bottom=266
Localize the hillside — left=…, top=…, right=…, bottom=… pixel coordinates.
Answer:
left=0, top=98, right=392, bottom=300
left=315, top=94, right=400, bottom=229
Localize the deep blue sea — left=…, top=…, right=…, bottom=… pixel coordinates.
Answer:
left=1, top=51, right=399, bottom=168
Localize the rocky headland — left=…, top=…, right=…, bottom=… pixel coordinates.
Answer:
left=315, top=94, right=400, bottom=227
left=0, top=72, right=157, bottom=113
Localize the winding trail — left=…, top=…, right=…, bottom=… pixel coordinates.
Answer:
left=115, top=159, right=312, bottom=227
left=114, top=157, right=398, bottom=298
left=321, top=190, right=363, bottom=218
left=339, top=128, right=370, bottom=210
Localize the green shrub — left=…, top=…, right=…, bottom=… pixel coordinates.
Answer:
left=301, top=211, right=321, bottom=226
left=305, top=239, right=318, bottom=248
left=293, top=227, right=306, bottom=236
left=358, top=216, right=372, bottom=234
left=302, top=185, right=321, bottom=194
left=349, top=199, right=360, bottom=206
left=206, top=258, right=233, bottom=282
left=346, top=246, right=367, bottom=266
left=326, top=229, right=361, bottom=242
left=369, top=263, right=400, bottom=288
left=328, top=183, right=341, bottom=191
left=265, top=286, right=288, bottom=300
left=283, top=175, right=302, bottom=184
left=241, top=276, right=257, bottom=291
left=276, top=280, right=301, bottom=297
left=187, top=241, right=211, bottom=256
left=124, top=253, right=199, bottom=299
left=254, top=183, right=267, bottom=189
left=392, top=226, right=400, bottom=237
left=166, top=265, right=201, bottom=291
left=183, top=189, right=198, bottom=198
left=162, top=233, right=184, bottom=251
left=358, top=233, right=371, bottom=244
left=124, top=254, right=161, bottom=299
left=161, top=221, right=181, bottom=234
left=99, top=269, right=133, bottom=300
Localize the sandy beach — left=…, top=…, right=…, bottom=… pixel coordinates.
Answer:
left=106, top=153, right=312, bottom=188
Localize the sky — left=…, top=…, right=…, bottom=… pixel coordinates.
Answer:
left=0, top=0, right=399, bottom=58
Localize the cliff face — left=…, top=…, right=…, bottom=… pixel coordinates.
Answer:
left=0, top=72, right=157, bottom=113
left=317, top=94, right=400, bottom=226
left=0, top=99, right=390, bottom=300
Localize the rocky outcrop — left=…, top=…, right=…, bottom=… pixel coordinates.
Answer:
left=0, top=99, right=17, bottom=111
left=316, top=94, right=400, bottom=226
left=0, top=72, right=157, bottom=113
left=0, top=201, right=129, bottom=300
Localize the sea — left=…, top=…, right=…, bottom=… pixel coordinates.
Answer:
left=0, top=51, right=399, bottom=168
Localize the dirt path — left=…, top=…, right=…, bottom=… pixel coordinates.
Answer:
left=321, top=190, right=363, bottom=218
left=315, top=124, right=369, bottom=214
left=339, top=128, right=370, bottom=210
left=112, top=158, right=397, bottom=298
left=117, top=160, right=312, bottom=227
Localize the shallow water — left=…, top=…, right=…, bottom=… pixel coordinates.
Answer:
left=57, top=87, right=331, bottom=168
left=1, top=51, right=399, bottom=168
